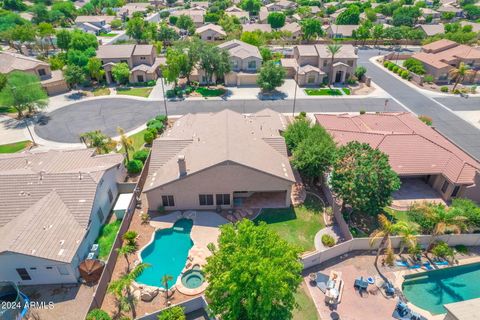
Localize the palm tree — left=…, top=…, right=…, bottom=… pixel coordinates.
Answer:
left=117, top=127, right=134, bottom=162
left=161, top=274, right=174, bottom=305
left=369, top=214, right=396, bottom=278
left=108, top=263, right=149, bottom=319
left=395, top=221, right=418, bottom=256
left=80, top=130, right=117, bottom=154
left=117, top=244, right=136, bottom=272
left=449, top=62, right=474, bottom=92
left=327, top=43, right=342, bottom=85
left=122, top=230, right=138, bottom=247
left=425, top=205, right=467, bottom=251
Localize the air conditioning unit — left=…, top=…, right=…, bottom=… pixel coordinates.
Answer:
left=87, top=252, right=95, bottom=260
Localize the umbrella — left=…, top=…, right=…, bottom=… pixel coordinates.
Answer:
left=78, top=259, right=105, bottom=283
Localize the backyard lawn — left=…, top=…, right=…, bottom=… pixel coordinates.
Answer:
left=254, top=195, right=324, bottom=252
left=305, top=88, right=343, bottom=96
left=293, top=284, right=319, bottom=320
left=119, top=128, right=149, bottom=153
left=96, top=220, right=122, bottom=260
left=117, top=87, right=152, bottom=97
left=0, top=140, right=31, bottom=153
left=92, top=87, right=111, bottom=96
left=195, top=87, right=226, bottom=97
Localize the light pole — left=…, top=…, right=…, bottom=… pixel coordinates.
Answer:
left=384, top=98, right=389, bottom=112
left=160, top=75, right=168, bottom=117
left=23, top=116, right=37, bottom=146
left=292, top=65, right=299, bottom=117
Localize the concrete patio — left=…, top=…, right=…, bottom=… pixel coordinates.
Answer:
left=391, top=178, right=446, bottom=211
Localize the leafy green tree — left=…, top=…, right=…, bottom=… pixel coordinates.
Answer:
left=37, top=22, right=55, bottom=55
left=67, top=47, right=96, bottom=67
left=112, top=62, right=130, bottom=85
left=126, top=16, right=149, bottom=43
left=371, top=24, right=384, bottom=46
left=163, top=48, right=184, bottom=88
left=353, top=23, right=370, bottom=46
left=257, top=60, right=286, bottom=92
left=158, top=306, right=185, bottom=320
left=0, top=71, right=47, bottom=118
left=267, top=12, right=286, bottom=28
left=392, top=6, right=421, bottom=27
left=157, top=23, right=180, bottom=43
left=3, top=0, right=27, bottom=11
left=198, top=45, right=231, bottom=85
left=330, top=141, right=401, bottom=215
left=0, top=74, right=6, bottom=91
left=283, top=116, right=311, bottom=151
left=64, top=64, right=86, bottom=90
left=463, top=4, right=480, bottom=19
left=240, top=30, right=266, bottom=47
left=291, top=124, right=336, bottom=181
left=176, top=15, right=195, bottom=34
left=56, top=29, right=71, bottom=51
left=80, top=130, right=116, bottom=154
left=240, top=0, right=261, bottom=14
left=218, top=14, right=241, bottom=33
left=204, top=219, right=303, bottom=320
left=336, top=5, right=360, bottom=25
left=50, top=1, right=77, bottom=22
left=70, top=30, right=98, bottom=51
left=260, top=47, right=272, bottom=61
left=10, top=24, right=36, bottom=47
left=87, top=57, right=104, bottom=83
left=364, top=8, right=377, bottom=21
left=300, top=18, right=323, bottom=41
left=86, top=309, right=111, bottom=320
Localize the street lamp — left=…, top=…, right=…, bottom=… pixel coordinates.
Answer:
left=160, top=75, right=168, bottom=117
left=384, top=98, right=389, bottom=112
left=292, top=65, right=299, bottom=117
left=23, top=116, right=37, bottom=147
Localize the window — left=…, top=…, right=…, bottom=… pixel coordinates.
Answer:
left=162, top=195, right=175, bottom=207
left=38, top=69, right=46, bottom=76
left=46, top=267, right=53, bottom=270
left=16, top=268, right=31, bottom=281
left=232, top=60, right=239, bottom=70
left=96, top=208, right=104, bottom=222
left=307, top=75, right=316, bottom=84
left=108, top=189, right=113, bottom=203
left=29, top=267, right=37, bottom=270
left=140, top=56, right=146, bottom=60
left=451, top=185, right=460, bottom=198
left=216, top=194, right=230, bottom=206
left=248, top=60, right=256, bottom=69
left=441, top=181, right=449, bottom=193
left=207, top=36, right=212, bottom=40
left=137, top=75, right=144, bottom=82
left=199, top=194, right=214, bottom=206
left=323, top=60, right=327, bottom=67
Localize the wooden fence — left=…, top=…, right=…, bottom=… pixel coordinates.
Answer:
left=83, top=153, right=152, bottom=316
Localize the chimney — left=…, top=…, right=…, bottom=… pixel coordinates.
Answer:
left=177, top=155, right=187, bottom=177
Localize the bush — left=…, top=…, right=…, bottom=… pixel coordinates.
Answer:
left=388, top=63, right=395, bottom=71
left=144, top=131, right=155, bottom=144
left=403, top=58, right=425, bottom=75
left=471, top=85, right=477, bottom=94
left=440, top=86, right=449, bottom=93
left=424, top=74, right=434, bottom=83
left=346, top=76, right=357, bottom=85
left=133, top=149, right=149, bottom=163
left=147, top=120, right=165, bottom=133
left=360, top=109, right=366, bottom=115
left=127, top=159, right=143, bottom=174
left=431, top=241, right=454, bottom=259
left=453, top=89, right=461, bottom=94
left=418, top=115, right=432, bottom=126
left=155, top=114, right=168, bottom=123
left=355, top=66, right=367, bottom=79
left=110, top=19, right=122, bottom=29
left=321, top=234, right=335, bottom=247
left=169, top=15, right=178, bottom=25
left=455, top=244, right=469, bottom=254
left=86, top=309, right=111, bottom=320
left=158, top=205, right=165, bottom=214
left=383, top=61, right=389, bottom=68
left=160, top=11, right=170, bottom=18
left=392, top=66, right=399, bottom=73
left=401, top=70, right=409, bottom=79
left=166, top=89, right=176, bottom=98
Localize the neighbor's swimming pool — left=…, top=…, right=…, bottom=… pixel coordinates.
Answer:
left=402, top=262, right=480, bottom=315
left=136, top=219, right=194, bottom=288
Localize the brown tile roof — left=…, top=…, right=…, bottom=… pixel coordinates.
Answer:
left=315, top=113, right=480, bottom=185
left=196, top=23, right=227, bottom=36
left=0, top=149, right=123, bottom=262
left=97, top=44, right=136, bottom=59
left=218, top=39, right=261, bottom=59
left=144, top=109, right=295, bottom=191
left=414, top=40, right=480, bottom=69
left=0, top=52, right=49, bottom=74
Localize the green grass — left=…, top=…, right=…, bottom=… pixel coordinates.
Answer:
left=119, top=128, right=149, bottom=153
left=0, top=106, right=16, bottom=114
left=293, top=285, right=320, bottom=320
left=305, top=88, right=343, bottom=96
left=342, top=88, right=351, bottom=95
left=92, top=87, right=111, bottom=96
left=117, top=87, right=152, bottom=97
left=0, top=140, right=31, bottom=153
left=98, top=32, right=117, bottom=37
left=96, top=220, right=122, bottom=260
left=195, top=87, right=226, bottom=97
left=254, top=195, right=324, bottom=252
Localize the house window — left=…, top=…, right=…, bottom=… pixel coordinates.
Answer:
left=137, top=75, right=144, bottom=82
left=232, top=60, right=239, bottom=70
left=207, top=36, right=212, bottom=40
left=307, top=75, right=316, bottom=84
left=441, top=181, right=449, bottom=193
left=162, top=195, right=175, bottom=207
left=16, top=268, right=31, bottom=281
left=38, top=69, right=46, bottom=76
left=451, top=185, right=460, bottom=198
left=108, top=189, right=114, bottom=203
left=199, top=194, right=214, bottom=206
left=248, top=60, right=256, bottom=69
left=323, top=60, right=327, bottom=67
left=97, top=208, right=104, bottom=222
left=216, top=194, right=230, bottom=206
left=140, top=56, right=146, bottom=60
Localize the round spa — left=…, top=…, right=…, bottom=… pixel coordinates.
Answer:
left=181, top=266, right=205, bottom=289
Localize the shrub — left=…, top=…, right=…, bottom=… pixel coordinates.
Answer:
left=155, top=114, right=168, bottom=123
left=401, top=70, right=409, bottom=79
left=431, top=241, right=454, bottom=259
left=355, top=66, right=367, bottom=79
left=110, top=19, right=122, bottom=30
left=144, top=131, right=155, bottom=144
left=392, top=66, right=399, bottom=73
left=453, top=89, right=461, bottom=94
left=403, top=58, right=425, bottom=75
left=160, top=11, right=170, bottom=18
left=346, top=76, right=357, bottom=85
left=321, top=234, right=335, bottom=247
left=166, top=89, right=176, bottom=98
left=359, top=109, right=366, bottom=115
left=388, top=63, right=395, bottom=71
left=169, top=15, right=178, bottom=25
left=147, top=120, right=165, bottom=133
left=424, top=74, right=434, bottom=83
left=147, top=80, right=156, bottom=86
left=133, top=149, right=149, bottom=163
left=383, top=61, right=389, bottom=68
left=122, top=230, right=138, bottom=246
left=418, top=115, right=432, bottom=126
left=440, top=86, right=449, bottom=93
left=86, top=309, right=111, bottom=320
left=127, top=159, right=143, bottom=174
left=471, top=85, right=477, bottom=94
left=158, top=205, right=165, bottom=214
left=455, top=244, right=469, bottom=254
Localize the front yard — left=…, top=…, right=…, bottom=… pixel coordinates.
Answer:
left=119, top=128, right=149, bottom=153
left=305, top=88, right=350, bottom=96
left=0, top=140, right=31, bottom=153
left=116, top=87, right=152, bottom=97
left=195, top=87, right=226, bottom=97
left=254, top=195, right=325, bottom=252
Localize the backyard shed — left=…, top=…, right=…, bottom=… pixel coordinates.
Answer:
left=113, top=193, right=134, bottom=219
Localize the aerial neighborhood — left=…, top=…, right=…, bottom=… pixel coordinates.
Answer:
left=1, top=0, right=480, bottom=319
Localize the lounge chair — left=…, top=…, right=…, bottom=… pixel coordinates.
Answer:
left=395, top=260, right=409, bottom=267
left=408, top=264, right=421, bottom=269
left=422, top=262, right=434, bottom=271
left=434, top=260, right=449, bottom=266
left=315, top=272, right=329, bottom=294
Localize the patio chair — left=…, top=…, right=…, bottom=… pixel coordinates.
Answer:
left=407, top=264, right=421, bottom=269
left=354, top=277, right=368, bottom=291
left=315, top=272, right=329, bottom=294
left=422, top=262, right=434, bottom=271
left=433, top=260, right=449, bottom=266
left=395, top=260, right=409, bottom=268
left=383, top=282, right=396, bottom=297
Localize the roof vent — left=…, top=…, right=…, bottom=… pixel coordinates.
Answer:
left=39, top=170, right=46, bottom=180
left=79, top=171, right=83, bottom=180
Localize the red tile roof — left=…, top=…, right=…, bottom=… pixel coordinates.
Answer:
left=315, top=113, right=480, bottom=185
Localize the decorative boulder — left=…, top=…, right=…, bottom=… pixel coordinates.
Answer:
left=140, top=286, right=160, bottom=302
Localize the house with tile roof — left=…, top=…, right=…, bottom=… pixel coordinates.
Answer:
left=0, top=149, right=124, bottom=285
left=412, top=39, right=480, bottom=83
left=225, top=5, right=250, bottom=23
left=74, top=15, right=115, bottom=35
left=195, top=23, right=226, bottom=41
left=144, top=109, right=295, bottom=211
left=315, top=112, right=480, bottom=203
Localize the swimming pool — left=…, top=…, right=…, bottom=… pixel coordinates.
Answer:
left=402, top=262, right=480, bottom=315
left=136, top=219, right=194, bottom=288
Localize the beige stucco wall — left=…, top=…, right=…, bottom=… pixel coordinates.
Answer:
left=101, top=57, right=133, bottom=68
left=132, top=52, right=155, bottom=66
left=129, top=70, right=158, bottom=83
left=231, top=56, right=262, bottom=72
left=145, top=162, right=293, bottom=211
left=197, top=29, right=225, bottom=41
left=297, top=71, right=324, bottom=86
left=42, top=80, right=69, bottom=95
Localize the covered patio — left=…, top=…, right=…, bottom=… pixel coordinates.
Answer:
left=391, top=178, right=446, bottom=211
left=233, top=191, right=288, bottom=209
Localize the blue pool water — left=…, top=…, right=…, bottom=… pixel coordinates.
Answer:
left=136, top=219, right=194, bottom=288
left=402, top=262, right=480, bottom=315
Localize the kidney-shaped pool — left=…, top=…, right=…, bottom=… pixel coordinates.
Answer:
left=136, top=218, right=194, bottom=288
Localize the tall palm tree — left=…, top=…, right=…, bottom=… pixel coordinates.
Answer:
left=327, top=43, right=342, bottom=85
left=449, top=62, right=474, bottom=91
left=425, top=205, right=467, bottom=250
left=117, top=244, right=136, bottom=272
left=161, top=274, right=174, bottom=305
left=369, top=214, right=396, bottom=269
left=395, top=221, right=418, bottom=256
left=108, top=263, right=149, bottom=319
left=117, top=127, right=134, bottom=162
